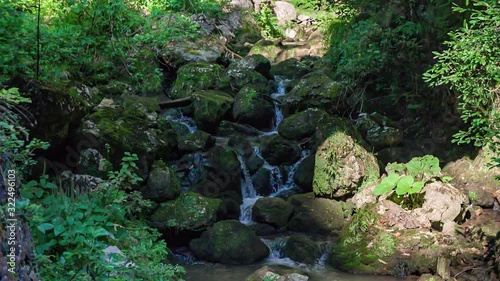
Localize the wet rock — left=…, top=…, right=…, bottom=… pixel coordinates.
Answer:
left=252, top=197, right=294, bottom=228
left=141, top=161, right=181, bottom=202
left=253, top=167, right=273, bottom=196
left=281, top=72, right=345, bottom=117
left=149, top=192, right=223, bottom=232
left=261, top=134, right=301, bottom=165
left=76, top=148, right=112, bottom=178
left=287, top=193, right=350, bottom=234
left=313, top=131, right=379, bottom=198
left=178, top=131, right=215, bottom=153
left=246, top=152, right=265, bottom=174
left=249, top=223, right=278, bottom=235
left=233, top=85, right=274, bottom=129
left=246, top=266, right=310, bottom=281
left=278, top=108, right=331, bottom=140
left=271, top=58, right=310, bottom=79
left=228, top=135, right=254, bottom=157
left=284, top=234, right=322, bottom=264
left=189, top=220, right=270, bottom=264
left=220, top=196, right=241, bottom=220
left=191, top=90, right=234, bottom=132
left=293, top=154, right=315, bottom=192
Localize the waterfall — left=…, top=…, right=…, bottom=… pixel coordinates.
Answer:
left=165, top=108, right=197, bottom=133
left=271, top=78, right=287, bottom=131
left=237, top=154, right=260, bottom=224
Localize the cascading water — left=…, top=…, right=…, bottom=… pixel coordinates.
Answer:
left=165, top=108, right=197, bottom=133
left=270, top=78, right=287, bottom=131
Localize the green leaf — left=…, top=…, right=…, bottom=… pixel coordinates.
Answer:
left=395, top=175, right=414, bottom=195
left=54, top=225, right=66, bottom=236
left=409, top=181, right=425, bottom=194
left=441, top=176, right=453, bottom=183
left=374, top=173, right=400, bottom=195
left=37, top=223, right=54, bottom=234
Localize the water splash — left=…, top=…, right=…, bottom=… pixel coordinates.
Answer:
left=271, top=78, right=288, bottom=130
left=165, top=108, right=197, bottom=133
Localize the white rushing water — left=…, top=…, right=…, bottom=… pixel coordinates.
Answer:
left=165, top=108, right=197, bottom=133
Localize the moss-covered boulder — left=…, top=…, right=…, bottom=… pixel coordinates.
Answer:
left=149, top=192, right=223, bottom=232
left=356, top=113, right=403, bottom=149
left=170, top=62, right=229, bottom=99
left=178, top=131, right=215, bottom=153
left=189, top=220, right=270, bottom=264
left=248, top=39, right=283, bottom=63
left=278, top=108, right=331, bottom=140
left=313, top=131, right=379, bottom=198
left=252, top=167, right=273, bottom=196
left=293, top=154, right=315, bottom=192
left=287, top=193, right=350, bottom=234
left=313, top=116, right=362, bottom=150
left=271, top=58, right=310, bottom=79
left=226, top=67, right=268, bottom=93
left=190, top=146, right=242, bottom=199
left=230, top=54, right=272, bottom=79
left=191, top=90, right=234, bottom=132
left=284, top=234, right=322, bottom=264
left=261, top=134, right=301, bottom=165
left=141, top=161, right=181, bottom=202
left=78, top=104, right=178, bottom=180
left=233, top=85, right=274, bottom=129
left=281, top=72, right=345, bottom=116
left=252, top=197, right=293, bottom=228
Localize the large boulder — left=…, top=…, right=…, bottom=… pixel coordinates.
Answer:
left=226, top=67, right=268, bottom=93
left=261, top=135, right=301, bottom=165
left=287, top=193, right=350, bottom=234
left=77, top=103, right=178, bottom=180
left=233, top=85, right=274, bottom=129
left=161, top=37, right=223, bottom=68
left=252, top=167, right=273, bottom=196
left=281, top=72, right=345, bottom=116
left=356, top=113, right=403, bottom=149
left=278, top=108, right=331, bottom=140
left=229, top=54, right=272, bottom=79
left=313, top=131, right=379, bottom=198
left=76, top=148, right=112, bottom=178
left=148, top=192, right=223, bottom=232
left=190, top=146, right=242, bottom=199
left=191, top=90, right=234, bottom=132
left=189, top=220, right=270, bottom=264
left=293, top=154, right=315, bottom=192
left=271, top=58, right=310, bottom=79
left=284, top=234, right=322, bottom=264
left=416, top=182, right=467, bottom=224
left=246, top=266, right=309, bottom=281
left=252, top=197, right=294, bottom=228
left=141, top=161, right=181, bottom=202
left=178, top=131, right=215, bottom=153
left=170, top=62, right=229, bottom=99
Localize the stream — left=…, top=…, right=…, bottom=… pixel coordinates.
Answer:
left=166, top=78, right=405, bottom=280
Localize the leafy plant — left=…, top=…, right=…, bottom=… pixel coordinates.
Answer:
left=373, top=155, right=450, bottom=209
left=253, top=3, right=283, bottom=39
left=21, top=152, right=182, bottom=281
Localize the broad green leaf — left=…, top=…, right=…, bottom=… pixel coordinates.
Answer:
left=54, top=225, right=66, bottom=236
left=373, top=173, right=400, bottom=195
left=396, top=175, right=414, bottom=195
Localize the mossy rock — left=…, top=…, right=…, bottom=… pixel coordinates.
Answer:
left=287, top=193, right=350, bottom=234
left=252, top=197, right=293, bottom=228
left=141, top=161, right=182, bottom=202
left=78, top=105, right=178, bottom=180
left=148, top=192, right=224, bottom=232
left=170, top=62, right=229, bottom=99
left=281, top=72, right=345, bottom=117
left=313, top=131, right=379, bottom=198
left=191, top=90, right=234, bottom=132
left=284, top=234, right=322, bottom=264
left=125, top=48, right=163, bottom=96
left=189, top=220, right=270, bottom=264
left=261, top=134, right=301, bottom=165
left=76, top=148, right=113, bottom=179
left=252, top=167, right=273, bottom=196
left=230, top=54, right=272, bottom=79
left=293, top=154, right=315, bottom=192
left=248, top=39, right=283, bottom=63
left=226, top=67, right=268, bottom=93
left=233, top=84, right=274, bottom=129
left=271, top=58, right=311, bottom=79
left=190, top=146, right=242, bottom=198
left=178, top=131, right=215, bottom=153
left=278, top=108, right=331, bottom=141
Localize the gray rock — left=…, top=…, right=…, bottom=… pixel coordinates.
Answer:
left=252, top=197, right=293, bottom=228
left=141, top=162, right=181, bottom=202
left=273, top=1, right=297, bottom=25
left=261, top=134, right=301, bottom=165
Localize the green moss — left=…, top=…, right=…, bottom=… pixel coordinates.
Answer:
left=170, top=63, right=229, bottom=99
left=192, top=90, right=234, bottom=131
